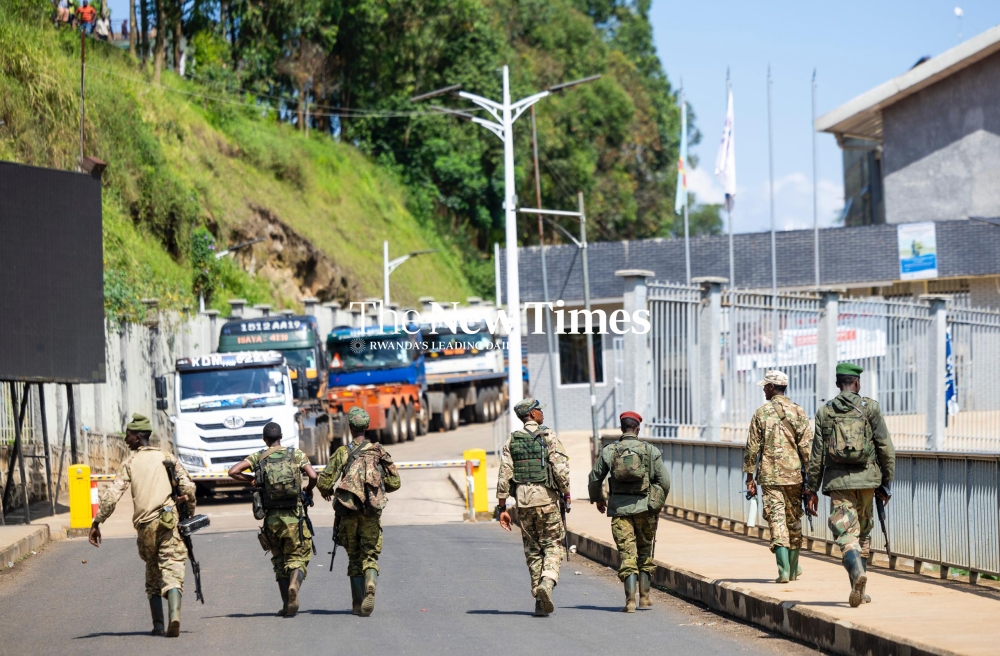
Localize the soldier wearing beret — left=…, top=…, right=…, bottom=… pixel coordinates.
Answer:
left=588, top=411, right=670, bottom=613
left=317, top=406, right=401, bottom=616
left=743, top=370, right=813, bottom=583
left=806, top=363, right=895, bottom=608
left=496, top=398, right=571, bottom=616
left=89, top=413, right=196, bottom=637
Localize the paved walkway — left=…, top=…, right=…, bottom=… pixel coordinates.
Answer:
left=472, top=429, right=1000, bottom=656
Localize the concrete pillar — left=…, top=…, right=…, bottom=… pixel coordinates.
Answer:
left=303, top=296, right=319, bottom=316
left=254, top=304, right=272, bottom=317
left=926, top=297, right=948, bottom=451
left=419, top=296, right=435, bottom=312
left=279, top=309, right=295, bottom=317
left=615, top=270, right=654, bottom=424
left=227, top=298, right=247, bottom=318
left=694, top=277, right=727, bottom=441
left=816, top=291, right=840, bottom=405
left=203, top=310, right=221, bottom=351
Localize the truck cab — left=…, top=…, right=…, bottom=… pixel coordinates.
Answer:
left=218, top=316, right=326, bottom=401
left=168, top=351, right=299, bottom=478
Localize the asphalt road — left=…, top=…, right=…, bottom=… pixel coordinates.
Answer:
left=0, top=523, right=814, bottom=656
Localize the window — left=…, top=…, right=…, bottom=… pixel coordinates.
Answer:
left=559, top=331, right=604, bottom=385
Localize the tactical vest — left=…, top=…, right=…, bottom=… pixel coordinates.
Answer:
left=254, top=446, right=302, bottom=510
left=510, top=428, right=555, bottom=488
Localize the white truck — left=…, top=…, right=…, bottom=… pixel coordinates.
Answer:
left=156, top=351, right=299, bottom=487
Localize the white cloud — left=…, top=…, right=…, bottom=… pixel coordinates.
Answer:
left=730, top=172, right=843, bottom=234
left=686, top=166, right=726, bottom=205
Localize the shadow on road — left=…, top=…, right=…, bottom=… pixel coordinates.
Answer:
left=74, top=631, right=161, bottom=639
left=466, top=609, right=534, bottom=616
left=562, top=605, right=624, bottom=612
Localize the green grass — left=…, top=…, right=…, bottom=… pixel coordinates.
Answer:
left=0, top=4, right=473, bottom=322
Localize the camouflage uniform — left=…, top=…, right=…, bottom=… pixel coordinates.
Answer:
left=743, top=395, right=812, bottom=551
left=317, top=439, right=401, bottom=577
left=246, top=447, right=313, bottom=579
left=497, top=419, right=571, bottom=592
left=95, top=448, right=195, bottom=597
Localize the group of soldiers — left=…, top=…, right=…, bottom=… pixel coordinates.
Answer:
left=88, top=360, right=894, bottom=634
left=89, top=406, right=399, bottom=635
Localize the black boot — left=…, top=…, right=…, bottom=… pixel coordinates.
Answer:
left=860, top=556, right=872, bottom=603
left=638, top=571, right=653, bottom=608
left=360, top=568, right=378, bottom=617
left=622, top=574, right=637, bottom=613
left=149, top=596, right=165, bottom=636
left=533, top=577, right=554, bottom=615
left=533, top=599, right=545, bottom=617
left=286, top=569, right=304, bottom=617
left=277, top=578, right=290, bottom=616
left=165, top=589, right=182, bottom=637
left=844, top=550, right=867, bottom=608
left=350, top=576, right=365, bottom=616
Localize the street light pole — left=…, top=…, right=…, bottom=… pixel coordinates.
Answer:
left=382, top=240, right=437, bottom=307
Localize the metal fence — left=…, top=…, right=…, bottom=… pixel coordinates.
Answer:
left=946, top=306, right=1000, bottom=452
left=622, top=437, right=1000, bottom=580
left=647, top=282, right=701, bottom=439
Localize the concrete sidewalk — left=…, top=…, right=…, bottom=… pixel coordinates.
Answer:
left=472, top=429, right=1000, bottom=656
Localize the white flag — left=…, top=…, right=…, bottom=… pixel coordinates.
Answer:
left=714, top=84, right=736, bottom=212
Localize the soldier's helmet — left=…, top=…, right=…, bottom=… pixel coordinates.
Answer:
left=514, top=398, right=546, bottom=419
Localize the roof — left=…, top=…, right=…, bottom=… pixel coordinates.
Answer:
left=816, top=25, right=1000, bottom=141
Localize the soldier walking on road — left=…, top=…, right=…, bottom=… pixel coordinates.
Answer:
left=743, top=370, right=812, bottom=583
left=806, top=363, right=895, bottom=608
left=317, top=407, right=401, bottom=617
left=88, top=413, right=196, bottom=637
left=228, top=422, right=318, bottom=617
left=588, top=411, right=670, bottom=613
left=496, top=398, right=571, bottom=617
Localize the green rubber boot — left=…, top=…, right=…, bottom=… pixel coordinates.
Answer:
left=533, top=599, right=545, bottom=617
left=148, top=596, right=165, bottom=636
left=638, top=571, right=653, bottom=608
left=860, top=556, right=871, bottom=603
left=789, top=549, right=801, bottom=581
left=165, top=588, right=182, bottom=638
left=276, top=578, right=290, bottom=616
left=533, top=577, right=554, bottom=615
left=622, top=574, right=637, bottom=613
left=844, top=550, right=867, bottom=608
left=774, top=547, right=791, bottom=583
left=286, top=569, right=304, bottom=617
left=360, top=569, right=378, bottom=617
left=350, top=576, right=365, bottom=616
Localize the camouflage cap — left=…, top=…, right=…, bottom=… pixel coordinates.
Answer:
left=836, top=362, right=864, bottom=377
left=347, top=406, right=370, bottom=428
left=514, top=398, right=545, bottom=418
left=755, top=370, right=789, bottom=387
left=126, top=413, right=152, bottom=432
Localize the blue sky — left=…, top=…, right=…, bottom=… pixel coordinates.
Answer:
left=649, top=0, right=1000, bottom=234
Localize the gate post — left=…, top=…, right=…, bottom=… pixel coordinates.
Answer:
left=615, top=270, right=654, bottom=427
left=817, top=291, right=840, bottom=405
left=694, top=277, right=727, bottom=441
left=926, top=297, right=948, bottom=451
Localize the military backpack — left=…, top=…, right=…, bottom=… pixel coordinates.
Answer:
left=254, top=446, right=302, bottom=509
left=823, top=398, right=875, bottom=466
left=609, top=439, right=650, bottom=496
left=510, top=427, right=555, bottom=489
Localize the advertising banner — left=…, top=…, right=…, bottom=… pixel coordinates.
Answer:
left=898, top=222, right=938, bottom=280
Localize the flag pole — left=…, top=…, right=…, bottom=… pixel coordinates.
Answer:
left=812, top=69, right=820, bottom=290
left=767, top=65, right=778, bottom=366
left=681, top=85, right=691, bottom=285
left=726, top=71, right=735, bottom=290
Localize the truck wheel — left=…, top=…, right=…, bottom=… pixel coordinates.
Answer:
left=486, top=388, right=497, bottom=421
left=404, top=401, right=417, bottom=441
left=381, top=406, right=399, bottom=445
left=474, top=389, right=488, bottom=423
left=313, top=417, right=330, bottom=465
left=447, top=392, right=460, bottom=430
left=417, top=394, right=430, bottom=436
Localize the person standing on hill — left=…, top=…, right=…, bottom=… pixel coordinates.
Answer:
left=806, top=363, right=895, bottom=608
left=588, top=411, right=670, bottom=613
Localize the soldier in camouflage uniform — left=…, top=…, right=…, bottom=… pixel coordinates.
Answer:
left=228, top=422, right=318, bottom=617
left=89, top=413, right=196, bottom=637
left=588, top=411, right=670, bottom=613
left=806, top=362, right=895, bottom=608
left=497, top=398, right=571, bottom=617
left=743, top=370, right=813, bottom=584
left=318, top=407, right=401, bottom=617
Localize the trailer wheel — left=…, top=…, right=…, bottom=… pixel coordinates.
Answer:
left=417, top=394, right=430, bottom=436
left=381, top=405, right=399, bottom=445
left=404, top=401, right=417, bottom=441
left=484, top=388, right=496, bottom=421
left=474, top=388, right=488, bottom=423
left=447, top=392, right=460, bottom=430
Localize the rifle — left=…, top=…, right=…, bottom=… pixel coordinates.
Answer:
left=300, top=490, right=318, bottom=555
left=801, top=476, right=814, bottom=533
left=328, top=512, right=342, bottom=574
left=875, top=483, right=892, bottom=558
left=559, top=495, right=571, bottom=562
left=163, top=461, right=209, bottom=604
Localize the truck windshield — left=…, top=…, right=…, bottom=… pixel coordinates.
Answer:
left=179, top=367, right=286, bottom=411
left=425, top=330, right=493, bottom=358
left=283, top=347, right=317, bottom=369
left=328, top=334, right=415, bottom=371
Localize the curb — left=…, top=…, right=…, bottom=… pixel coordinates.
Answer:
left=1, top=525, right=51, bottom=571
left=566, top=529, right=959, bottom=656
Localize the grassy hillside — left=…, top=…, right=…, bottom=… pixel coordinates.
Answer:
left=0, top=4, right=474, bottom=323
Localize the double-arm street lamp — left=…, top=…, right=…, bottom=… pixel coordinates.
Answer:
left=384, top=241, right=437, bottom=306
left=411, top=67, right=599, bottom=424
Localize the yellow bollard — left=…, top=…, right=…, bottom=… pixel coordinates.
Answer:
left=68, top=464, right=93, bottom=529
left=462, top=448, right=489, bottom=514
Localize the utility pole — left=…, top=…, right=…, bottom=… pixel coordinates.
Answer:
left=767, top=66, right=779, bottom=366
left=80, top=29, right=86, bottom=166
left=410, top=67, right=599, bottom=425
left=680, top=86, right=691, bottom=285
left=382, top=241, right=437, bottom=307
left=812, top=69, right=820, bottom=290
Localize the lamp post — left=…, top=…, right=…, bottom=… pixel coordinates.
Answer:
left=383, top=241, right=437, bottom=306
left=411, top=67, right=599, bottom=425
